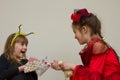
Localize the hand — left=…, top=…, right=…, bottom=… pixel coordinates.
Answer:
left=18, top=65, right=25, bottom=72
left=51, top=60, right=62, bottom=70
left=59, top=61, right=75, bottom=71
left=51, top=60, right=75, bottom=71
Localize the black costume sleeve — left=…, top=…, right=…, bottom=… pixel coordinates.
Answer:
left=0, top=54, right=19, bottom=80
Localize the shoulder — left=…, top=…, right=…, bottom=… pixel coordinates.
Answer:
left=0, top=54, right=9, bottom=67
left=92, top=41, right=108, bottom=54
left=0, top=54, right=8, bottom=61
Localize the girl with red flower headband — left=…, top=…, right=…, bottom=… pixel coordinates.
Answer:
left=51, top=8, right=120, bottom=80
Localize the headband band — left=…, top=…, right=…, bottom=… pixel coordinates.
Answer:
left=10, top=23, right=34, bottom=46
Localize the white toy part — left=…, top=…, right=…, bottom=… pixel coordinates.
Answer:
left=24, top=57, right=51, bottom=76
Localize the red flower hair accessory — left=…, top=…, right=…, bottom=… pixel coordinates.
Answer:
left=71, top=8, right=91, bottom=22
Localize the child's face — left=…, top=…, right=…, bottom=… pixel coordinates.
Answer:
left=13, top=42, right=27, bottom=59
left=72, top=26, right=89, bottom=45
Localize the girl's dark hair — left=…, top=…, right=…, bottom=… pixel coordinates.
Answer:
left=71, top=9, right=103, bottom=38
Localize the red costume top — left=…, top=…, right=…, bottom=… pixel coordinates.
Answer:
left=70, top=37, right=120, bottom=80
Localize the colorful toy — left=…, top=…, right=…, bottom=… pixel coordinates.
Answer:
left=24, top=57, right=51, bottom=76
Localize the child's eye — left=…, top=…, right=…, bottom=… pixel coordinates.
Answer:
left=20, top=43, right=24, bottom=46
left=22, top=43, right=28, bottom=46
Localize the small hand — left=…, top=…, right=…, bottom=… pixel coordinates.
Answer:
left=18, top=65, right=25, bottom=72
left=51, top=60, right=75, bottom=71
left=59, top=61, right=75, bottom=71
left=51, top=60, right=62, bottom=70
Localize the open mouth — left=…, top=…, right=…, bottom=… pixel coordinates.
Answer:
left=21, top=50, right=26, bottom=54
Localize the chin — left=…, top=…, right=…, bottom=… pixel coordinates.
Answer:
left=79, top=42, right=86, bottom=45
left=20, top=54, right=26, bottom=58
left=77, top=39, right=85, bottom=45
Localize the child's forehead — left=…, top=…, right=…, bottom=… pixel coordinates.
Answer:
left=16, top=40, right=26, bottom=43
left=15, top=36, right=28, bottom=43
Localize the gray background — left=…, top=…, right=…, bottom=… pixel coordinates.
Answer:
left=0, top=0, right=120, bottom=80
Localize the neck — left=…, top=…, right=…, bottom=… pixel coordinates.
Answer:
left=14, top=57, right=21, bottom=62
left=87, top=34, right=101, bottom=44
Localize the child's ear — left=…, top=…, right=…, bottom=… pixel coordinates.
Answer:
left=81, top=25, right=88, bottom=34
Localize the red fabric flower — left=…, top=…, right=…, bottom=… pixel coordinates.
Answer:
left=71, top=13, right=81, bottom=22
left=71, top=8, right=91, bottom=22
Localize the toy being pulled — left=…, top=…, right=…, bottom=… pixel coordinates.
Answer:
left=24, top=57, right=51, bottom=76
left=58, top=61, right=73, bottom=80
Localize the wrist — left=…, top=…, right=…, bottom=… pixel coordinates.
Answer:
left=71, top=64, right=76, bottom=70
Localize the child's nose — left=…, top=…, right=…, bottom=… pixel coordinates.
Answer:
left=23, top=44, right=27, bottom=49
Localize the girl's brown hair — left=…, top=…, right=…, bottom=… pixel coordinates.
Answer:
left=71, top=9, right=103, bottom=38
left=3, top=33, right=28, bottom=63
